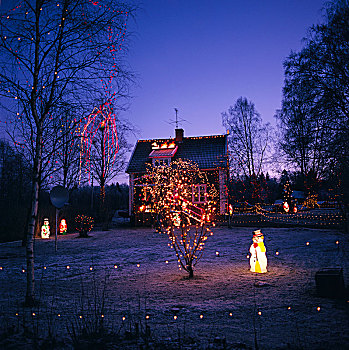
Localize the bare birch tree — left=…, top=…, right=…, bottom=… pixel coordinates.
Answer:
left=222, top=97, right=271, bottom=179
left=0, top=0, right=135, bottom=305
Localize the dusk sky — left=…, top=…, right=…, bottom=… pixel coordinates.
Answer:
left=124, top=0, right=326, bottom=142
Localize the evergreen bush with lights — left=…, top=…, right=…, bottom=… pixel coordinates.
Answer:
left=137, top=159, right=218, bottom=278
left=75, top=215, right=94, bottom=238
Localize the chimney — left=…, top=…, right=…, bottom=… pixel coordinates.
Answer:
left=175, top=128, right=184, bottom=142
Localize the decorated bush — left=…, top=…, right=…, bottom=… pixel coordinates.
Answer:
left=75, top=215, right=94, bottom=238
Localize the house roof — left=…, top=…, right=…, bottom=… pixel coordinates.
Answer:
left=126, top=134, right=228, bottom=174
left=149, top=146, right=178, bottom=158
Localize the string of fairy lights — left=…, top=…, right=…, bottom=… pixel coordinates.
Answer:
left=1, top=304, right=330, bottom=323
left=0, top=220, right=347, bottom=326
left=134, top=159, right=220, bottom=275
left=0, top=238, right=346, bottom=322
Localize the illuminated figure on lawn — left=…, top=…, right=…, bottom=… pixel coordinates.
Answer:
left=59, top=219, right=67, bottom=235
left=41, top=218, right=50, bottom=239
left=249, top=229, right=267, bottom=273
left=283, top=201, right=290, bottom=213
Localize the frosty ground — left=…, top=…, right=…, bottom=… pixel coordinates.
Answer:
left=0, top=226, right=348, bottom=349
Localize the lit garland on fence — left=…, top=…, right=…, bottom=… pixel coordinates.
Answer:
left=228, top=203, right=345, bottom=227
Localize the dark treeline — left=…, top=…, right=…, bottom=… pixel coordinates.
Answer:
left=228, top=169, right=339, bottom=207
left=224, top=0, right=348, bottom=217
left=277, top=0, right=349, bottom=213
left=0, top=140, right=31, bottom=243
left=0, top=139, right=128, bottom=243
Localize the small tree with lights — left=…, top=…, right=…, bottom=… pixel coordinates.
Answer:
left=75, top=215, right=94, bottom=238
left=282, top=180, right=293, bottom=212
left=140, top=159, right=218, bottom=278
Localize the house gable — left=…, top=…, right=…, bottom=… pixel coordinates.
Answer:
left=126, top=134, right=228, bottom=174
left=127, top=131, right=229, bottom=221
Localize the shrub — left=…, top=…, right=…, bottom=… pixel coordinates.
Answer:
left=75, top=215, right=94, bottom=238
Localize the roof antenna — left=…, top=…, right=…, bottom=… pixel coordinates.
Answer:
left=174, top=108, right=179, bottom=129
left=164, top=108, right=190, bottom=130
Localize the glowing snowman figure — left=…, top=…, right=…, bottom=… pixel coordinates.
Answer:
left=41, top=218, right=50, bottom=239
left=249, top=229, right=267, bottom=273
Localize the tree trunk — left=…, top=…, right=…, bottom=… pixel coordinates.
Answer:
left=25, top=131, right=42, bottom=306
left=188, top=265, right=194, bottom=279
left=79, top=230, right=88, bottom=238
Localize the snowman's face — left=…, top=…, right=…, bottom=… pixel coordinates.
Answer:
left=44, top=219, right=49, bottom=225
left=253, top=235, right=264, bottom=243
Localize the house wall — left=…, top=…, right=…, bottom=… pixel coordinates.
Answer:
left=129, top=167, right=228, bottom=224
left=129, top=173, right=134, bottom=217
left=219, top=168, right=228, bottom=215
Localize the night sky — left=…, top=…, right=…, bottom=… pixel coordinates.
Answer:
left=124, top=0, right=325, bottom=141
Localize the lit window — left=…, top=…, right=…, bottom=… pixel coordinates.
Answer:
left=152, top=158, right=171, bottom=167
left=192, top=184, right=207, bottom=203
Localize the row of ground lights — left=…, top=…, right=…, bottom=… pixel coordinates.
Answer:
left=0, top=239, right=342, bottom=273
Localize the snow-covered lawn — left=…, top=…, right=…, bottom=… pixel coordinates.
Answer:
left=0, top=226, right=348, bottom=349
